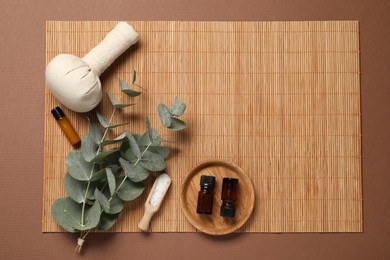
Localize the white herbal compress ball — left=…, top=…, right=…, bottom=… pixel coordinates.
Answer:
left=45, top=22, right=139, bottom=113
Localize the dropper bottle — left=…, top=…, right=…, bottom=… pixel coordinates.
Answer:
left=51, top=106, right=81, bottom=148
left=196, top=175, right=215, bottom=215
left=220, top=178, right=238, bottom=217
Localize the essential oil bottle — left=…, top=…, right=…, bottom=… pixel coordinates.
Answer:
left=220, top=178, right=238, bottom=217
left=196, top=175, right=215, bottom=215
left=51, top=106, right=81, bottom=148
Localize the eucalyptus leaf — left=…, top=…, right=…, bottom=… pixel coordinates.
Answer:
left=85, top=182, right=98, bottom=202
left=107, top=93, right=136, bottom=109
left=129, top=164, right=151, bottom=182
left=140, top=151, right=166, bottom=171
left=89, top=168, right=106, bottom=182
left=64, top=173, right=86, bottom=203
left=106, top=168, right=116, bottom=196
left=96, top=110, right=110, bottom=128
left=84, top=200, right=102, bottom=230
left=126, top=133, right=141, bottom=159
left=138, top=129, right=161, bottom=146
left=167, top=117, right=187, bottom=131
left=158, top=104, right=172, bottom=127
left=97, top=212, right=119, bottom=231
left=119, top=157, right=137, bottom=179
left=147, top=146, right=170, bottom=159
left=51, top=198, right=81, bottom=232
left=99, top=139, right=122, bottom=147
left=110, top=164, right=121, bottom=175
left=107, top=122, right=130, bottom=129
left=171, top=97, right=187, bottom=117
left=102, top=151, right=121, bottom=168
left=91, top=149, right=119, bottom=163
left=88, top=119, right=103, bottom=144
left=102, top=191, right=125, bottom=214
left=51, top=197, right=101, bottom=232
left=132, top=70, right=137, bottom=84
left=116, top=178, right=145, bottom=201
left=66, top=151, right=96, bottom=181
left=82, top=134, right=98, bottom=162
left=94, top=189, right=110, bottom=213
left=146, top=117, right=153, bottom=142
left=120, top=141, right=137, bottom=163
left=120, top=79, right=141, bottom=97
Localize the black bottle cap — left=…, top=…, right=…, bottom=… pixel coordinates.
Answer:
left=220, top=205, right=235, bottom=218
left=223, top=178, right=239, bottom=185
left=200, top=175, right=215, bottom=188
left=51, top=106, right=65, bottom=120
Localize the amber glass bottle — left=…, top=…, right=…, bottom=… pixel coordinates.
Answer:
left=196, top=175, right=215, bottom=215
left=220, top=178, right=238, bottom=217
left=51, top=107, right=81, bottom=148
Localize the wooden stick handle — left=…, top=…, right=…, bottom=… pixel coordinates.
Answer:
left=138, top=209, right=155, bottom=232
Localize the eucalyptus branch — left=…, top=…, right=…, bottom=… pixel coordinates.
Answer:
left=51, top=76, right=188, bottom=254
left=80, top=108, right=117, bottom=226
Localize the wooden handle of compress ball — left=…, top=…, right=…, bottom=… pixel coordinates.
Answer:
left=138, top=209, right=155, bottom=232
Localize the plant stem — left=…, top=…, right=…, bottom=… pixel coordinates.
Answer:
left=80, top=108, right=116, bottom=226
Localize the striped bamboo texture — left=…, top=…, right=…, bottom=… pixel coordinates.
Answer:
left=43, top=21, right=362, bottom=232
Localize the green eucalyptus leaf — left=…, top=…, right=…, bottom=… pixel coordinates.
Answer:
left=102, top=151, right=121, bottom=168
left=167, top=117, right=187, bottom=131
left=97, top=212, right=119, bottom=231
left=130, top=164, right=151, bottom=182
left=158, top=103, right=172, bottom=127
left=88, top=119, right=103, bottom=144
left=90, top=168, right=106, bottom=181
left=116, top=178, right=145, bottom=201
left=147, top=146, right=170, bottom=159
left=91, top=149, right=119, bottom=163
left=119, top=157, right=137, bottom=179
left=110, top=164, right=121, bottom=175
left=120, top=140, right=137, bottom=163
left=81, top=134, right=98, bottom=162
left=171, top=97, right=187, bottom=117
left=120, top=79, right=141, bottom=97
left=100, top=132, right=127, bottom=146
left=126, top=133, right=141, bottom=159
left=96, top=111, right=109, bottom=128
left=140, top=151, right=166, bottom=171
left=108, top=93, right=136, bottom=109
left=94, top=189, right=110, bottom=213
left=51, top=197, right=101, bottom=232
left=132, top=70, right=137, bottom=84
left=64, top=173, right=86, bottom=203
left=146, top=117, right=153, bottom=142
left=106, top=168, right=116, bottom=196
left=103, top=191, right=125, bottom=214
left=100, top=139, right=121, bottom=146
left=107, top=122, right=130, bottom=129
left=85, top=182, right=98, bottom=202
left=51, top=198, right=81, bottom=232
left=84, top=200, right=102, bottom=230
left=138, top=129, right=161, bottom=146
left=66, top=151, right=96, bottom=181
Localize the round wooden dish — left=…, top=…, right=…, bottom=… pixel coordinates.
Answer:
left=180, top=160, right=255, bottom=235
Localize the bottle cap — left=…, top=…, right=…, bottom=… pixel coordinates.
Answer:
left=223, top=178, right=239, bottom=185
left=220, top=205, right=235, bottom=218
left=51, top=106, right=65, bottom=120
left=200, top=175, right=215, bottom=188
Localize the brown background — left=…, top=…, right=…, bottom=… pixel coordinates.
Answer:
left=0, top=0, right=389, bottom=259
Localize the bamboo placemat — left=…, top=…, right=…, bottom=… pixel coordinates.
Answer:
left=43, top=21, right=362, bottom=232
